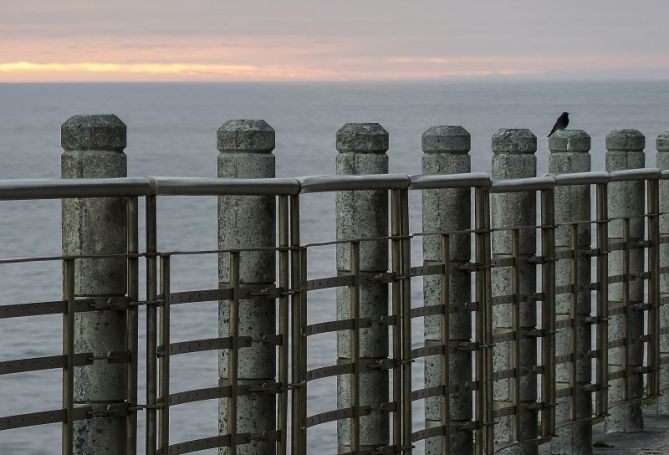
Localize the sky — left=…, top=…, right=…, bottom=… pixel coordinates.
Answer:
left=1, top=0, right=668, bottom=82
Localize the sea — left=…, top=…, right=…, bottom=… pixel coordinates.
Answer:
left=0, top=80, right=667, bottom=454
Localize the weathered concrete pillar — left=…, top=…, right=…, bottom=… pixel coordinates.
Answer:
left=605, top=129, right=645, bottom=433
left=421, top=126, right=472, bottom=454
left=490, top=129, right=538, bottom=455
left=336, top=123, right=389, bottom=452
left=218, top=120, right=276, bottom=454
left=61, top=114, right=128, bottom=454
left=657, top=131, right=669, bottom=415
left=548, top=130, right=592, bottom=454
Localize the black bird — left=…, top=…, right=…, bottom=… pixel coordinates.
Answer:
left=548, top=112, right=569, bottom=137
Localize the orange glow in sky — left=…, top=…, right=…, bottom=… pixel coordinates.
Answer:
left=2, top=1, right=669, bottom=82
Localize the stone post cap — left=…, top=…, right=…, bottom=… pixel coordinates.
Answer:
left=549, top=129, right=591, bottom=153
left=657, top=131, right=669, bottom=152
left=492, top=128, right=537, bottom=154
left=422, top=125, right=470, bottom=154
left=217, top=119, right=275, bottom=153
left=336, top=123, right=389, bottom=153
left=605, top=129, right=645, bottom=151
left=61, top=114, right=126, bottom=151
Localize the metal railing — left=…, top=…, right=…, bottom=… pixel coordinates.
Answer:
left=0, top=169, right=666, bottom=454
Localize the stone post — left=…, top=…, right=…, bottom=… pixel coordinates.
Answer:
left=218, top=120, right=276, bottom=454
left=657, top=131, right=669, bottom=415
left=548, top=130, right=592, bottom=454
left=61, top=114, right=128, bottom=454
left=605, top=129, right=645, bottom=432
left=336, top=123, right=389, bottom=452
left=490, top=129, right=538, bottom=455
left=421, top=126, right=472, bottom=454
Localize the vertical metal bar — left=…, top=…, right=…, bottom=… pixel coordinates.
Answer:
left=474, top=187, right=484, bottom=455
left=146, top=194, right=158, bottom=455
left=158, top=255, right=171, bottom=452
left=596, top=183, right=609, bottom=417
left=350, top=241, right=361, bottom=452
left=569, top=223, right=578, bottom=422
left=474, top=186, right=493, bottom=454
left=277, top=195, right=289, bottom=455
left=647, top=178, right=661, bottom=397
left=126, top=196, right=139, bottom=455
left=62, top=258, right=75, bottom=455
left=440, top=234, right=450, bottom=455
left=541, top=188, right=556, bottom=437
left=390, top=190, right=402, bottom=450
left=623, top=218, right=631, bottom=403
left=228, top=251, right=240, bottom=455
left=511, top=228, right=521, bottom=442
left=289, top=194, right=303, bottom=455
left=299, top=247, right=308, bottom=455
left=484, top=190, right=494, bottom=453
left=400, top=189, right=412, bottom=453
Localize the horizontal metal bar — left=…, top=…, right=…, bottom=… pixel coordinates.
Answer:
left=168, top=382, right=281, bottom=407
left=411, top=385, right=445, bottom=401
left=298, top=174, right=411, bottom=193
left=168, top=386, right=232, bottom=406
left=411, top=344, right=445, bottom=359
left=0, top=177, right=151, bottom=200
left=169, top=288, right=232, bottom=304
left=306, top=319, right=356, bottom=336
left=493, top=404, right=517, bottom=419
left=154, top=177, right=300, bottom=196
left=555, top=171, right=610, bottom=185
left=306, top=363, right=355, bottom=381
left=158, top=336, right=252, bottom=356
left=0, top=353, right=94, bottom=375
left=305, top=316, right=395, bottom=336
left=493, top=329, right=516, bottom=343
left=609, top=168, right=660, bottom=181
left=0, top=300, right=66, bottom=318
left=412, top=425, right=447, bottom=442
left=410, top=263, right=445, bottom=277
left=164, top=434, right=240, bottom=454
left=410, top=305, right=445, bottom=318
left=0, top=297, right=132, bottom=318
left=0, top=171, right=665, bottom=203
left=0, top=407, right=90, bottom=431
left=408, top=172, right=491, bottom=190
left=163, top=431, right=281, bottom=454
left=306, top=275, right=354, bottom=291
left=490, top=175, right=556, bottom=193
left=305, top=406, right=371, bottom=428
left=555, top=353, right=574, bottom=365
left=493, top=368, right=518, bottom=381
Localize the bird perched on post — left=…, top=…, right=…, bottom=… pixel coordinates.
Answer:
left=548, top=112, right=569, bottom=137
